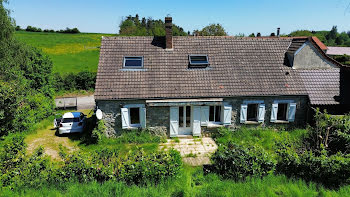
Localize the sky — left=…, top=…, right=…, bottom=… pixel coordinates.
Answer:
left=5, top=0, right=350, bottom=35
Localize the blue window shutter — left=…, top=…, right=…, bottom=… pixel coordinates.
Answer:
left=240, top=104, right=247, bottom=123
left=121, top=108, right=129, bottom=129
left=193, top=106, right=201, bottom=136
left=170, top=107, right=179, bottom=137
left=200, top=106, right=209, bottom=126
left=288, top=103, right=296, bottom=122
left=223, top=104, right=232, bottom=125
left=140, top=107, right=146, bottom=129
left=258, top=104, right=265, bottom=123
left=270, top=103, right=278, bottom=122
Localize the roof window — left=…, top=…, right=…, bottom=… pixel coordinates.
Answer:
left=123, top=56, right=143, bottom=68
left=188, top=55, right=209, bottom=68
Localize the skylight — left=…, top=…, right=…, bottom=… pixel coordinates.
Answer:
left=123, top=56, right=143, bottom=68
left=189, top=55, right=209, bottom=68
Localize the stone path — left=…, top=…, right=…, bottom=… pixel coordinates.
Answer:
left=159, top=137, right=218, bottom=166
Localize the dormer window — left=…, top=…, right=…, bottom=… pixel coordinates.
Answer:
left=123, top=56, right=143, bottom=68
left=189, top=55, right=209, bottom=68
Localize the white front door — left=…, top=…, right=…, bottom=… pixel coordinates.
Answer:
left=178, top=106, right=192, bottom=135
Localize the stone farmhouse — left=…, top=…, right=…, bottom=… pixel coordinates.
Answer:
left=95, top=17, right=350, bottom=137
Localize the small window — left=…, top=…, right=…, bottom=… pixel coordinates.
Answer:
left=189, top=55, right=209, bottom=68
left=277, top=103, right=288, bottom=121
left=129, top=107, right=140, bottom=125
left=123, top=56, right=143, bottom=68
left=247, top=104, right=258, bottom=121
left=209, top=106, right=221, bottom=123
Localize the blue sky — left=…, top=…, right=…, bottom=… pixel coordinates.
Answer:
left=6, top=0, right=350, bottom=35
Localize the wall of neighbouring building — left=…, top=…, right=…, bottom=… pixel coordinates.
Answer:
left=97, top=95, right=309, bottom=137
left=293, top=42, right=336, bottom=69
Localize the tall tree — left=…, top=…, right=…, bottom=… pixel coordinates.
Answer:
left=194, top=24, right=227, bottom=36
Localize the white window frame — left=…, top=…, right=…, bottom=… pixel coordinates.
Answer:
left=208, top=105, right=222, bottom=125
left=272, top=100, right=296, bottom=123
left=123, top=56, right=144, bottom=69
left=123, top=104, right=145, bottom=128
left=242, top=100, right=264, bottom=124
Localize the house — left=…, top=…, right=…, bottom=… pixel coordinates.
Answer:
left=95, top=17, right=349, bottom=137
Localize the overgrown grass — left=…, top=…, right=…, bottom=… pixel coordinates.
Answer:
left=214, top=127, right=308, bottom=153
left=2, top=166, right=350, bottom=197
left=14, top=31, right=114, bottom=74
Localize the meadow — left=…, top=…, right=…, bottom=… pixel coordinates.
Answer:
left=14, top=31, right=114, bottom=74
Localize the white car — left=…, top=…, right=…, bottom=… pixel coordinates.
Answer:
left=55, top=112, right=86, bottom=135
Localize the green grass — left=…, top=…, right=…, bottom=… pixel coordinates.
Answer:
left=2, top=166, right=350, bottom=197
left=14, top=31, right=114, bottom=74
left=214, top=127, right=308, bottom=153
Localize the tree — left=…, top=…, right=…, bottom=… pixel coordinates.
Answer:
left=327, top=26, right=338, bottom=40
left=197, top=24, right=227, bottom=36
left=0, top=0, right=55, bottom=136
left=118, top=14, right=187, bottom=36
left=249, top=33, right=255, bottom=37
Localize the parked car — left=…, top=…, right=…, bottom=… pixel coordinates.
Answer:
left=54, top=112, right=86, bottom=135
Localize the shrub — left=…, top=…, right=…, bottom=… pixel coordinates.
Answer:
left=118, top=148, right=182, bottom=185
left=53, top=71, right=96, bottom=92
left=90, top=119, right=106, bottom=144
left=211, top=142, right=276, bottom=180
left=116, top=129, right=166, bottom=144
left=307, top=109, right=350, bottom=155
left=275, top=141, right=350, bottom=188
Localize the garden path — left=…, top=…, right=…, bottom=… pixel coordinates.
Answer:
left=159, top=137, right=218, bottom=166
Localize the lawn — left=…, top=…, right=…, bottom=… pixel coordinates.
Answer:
left=14, top=31, right=114, bottom=74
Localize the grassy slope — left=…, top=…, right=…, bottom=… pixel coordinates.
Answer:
left=14, top=31, right=114, bottom=74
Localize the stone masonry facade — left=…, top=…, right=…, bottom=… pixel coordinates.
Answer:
left=96, top=95, right=309, bottom=137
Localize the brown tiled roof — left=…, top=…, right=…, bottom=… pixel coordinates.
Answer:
left=298, top=69, right=340, bottom=105
left=95, top=36, right=340, bottom=105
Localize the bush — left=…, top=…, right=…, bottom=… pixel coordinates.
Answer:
left=0, top=135, right=181, bottom=189
left=53, top=71, right=96, bottom=92
left=115, top=129, right=166, bottom=144
left=275, top=141, right=350, bottom=188
left=211, top=142, right=276, bottom=180
left=307, top=109, right=350, bottom=155
left=90, top=120, right=106, bottom=144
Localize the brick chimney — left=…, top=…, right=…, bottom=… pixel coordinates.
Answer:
left=165, top=17, right=173, bottom=49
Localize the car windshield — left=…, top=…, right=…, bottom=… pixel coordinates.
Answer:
left=62, top=118, right=80, bottom=123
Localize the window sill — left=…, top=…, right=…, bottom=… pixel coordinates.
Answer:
left=274, top=120, right=290, bottom=124
left=244, top=121, right=261, bottom=125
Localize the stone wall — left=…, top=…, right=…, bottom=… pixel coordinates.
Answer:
left=97, top=95, right=309, bottom=137
left=224, top=95, right=309, bottom=128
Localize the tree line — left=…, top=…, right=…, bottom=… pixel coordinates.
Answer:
left=16, top=25, right=80, bottom=34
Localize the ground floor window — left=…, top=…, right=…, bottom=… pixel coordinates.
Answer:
left=209, top=106, right=221, bottom=123
left=121, top=104, right=146, bottom=129
left=277, top=103, right=288, bottom=121
left=247, top=103, right=258, bottom=121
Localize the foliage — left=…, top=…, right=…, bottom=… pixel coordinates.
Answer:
left=0, top=134, right=182, bottom=189
left=289, top=26, right=350, bottom=47
left=211, top=142, right=276, bottom=180
left=115, top=129, right=167, bottom=144
left=275, top=141, right=350, bottom=188
left=0, top=1, right=55, bottom=136
left=306, top=109, right=350, bottom=155
left=193, top=23, right=228, bottom=36
left=119, top=14, right=187, bottom=36
left=90, top=119, right=106, bottom=144
left=53, top=71, right=96, bottom=92
left=24, top=25, right=80, bottom=34
left=333, top=54, right=350, bottom=66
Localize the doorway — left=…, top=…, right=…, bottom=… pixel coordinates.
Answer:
left=178, top=106, right=192, bottom=135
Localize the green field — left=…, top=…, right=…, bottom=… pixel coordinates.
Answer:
left=14, top=31, right=114, bottom=74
